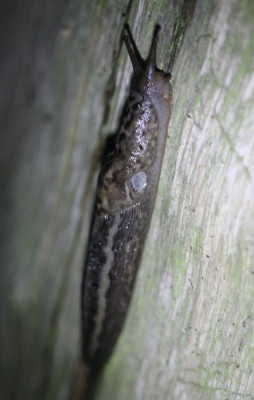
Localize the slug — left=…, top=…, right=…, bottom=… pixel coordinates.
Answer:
left=82, top=25, right=172, bottom=371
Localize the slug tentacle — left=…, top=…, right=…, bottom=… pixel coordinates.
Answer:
left=123, top=34, right=143, bottom=77
left=145, top=24, right=160, bottom=80
left=82, top=25, right=172, bottom=372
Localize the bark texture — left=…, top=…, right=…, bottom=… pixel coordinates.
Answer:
left=0, top=0, right=253, bottom=399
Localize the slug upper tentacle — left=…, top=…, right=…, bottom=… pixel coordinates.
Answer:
left=82, top=25, right=172, bottom=371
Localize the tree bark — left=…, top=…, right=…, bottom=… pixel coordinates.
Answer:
left=1, top=0, right=253, bottom=399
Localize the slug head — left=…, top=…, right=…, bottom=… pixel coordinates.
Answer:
left=123, top=25, right=172, bottom=105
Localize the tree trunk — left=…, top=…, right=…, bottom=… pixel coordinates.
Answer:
left=1, top=0, right=253, bottom=399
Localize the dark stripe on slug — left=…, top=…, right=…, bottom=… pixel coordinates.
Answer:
left=84, top=203, right=148, bottom=368
left=82, top=213, right=117, bottom=357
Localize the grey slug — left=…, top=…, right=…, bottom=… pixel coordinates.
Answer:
left=82, top=25, right=172, bottom=371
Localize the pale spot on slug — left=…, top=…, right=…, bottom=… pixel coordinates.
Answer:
left=130, top=171, right=147, bottom=192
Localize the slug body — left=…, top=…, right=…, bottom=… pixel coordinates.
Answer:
left=82, top=26, right=172, bottom=371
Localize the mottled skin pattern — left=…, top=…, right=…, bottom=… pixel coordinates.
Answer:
left=97, top=90, right=158, bottom=213
left=82, top=26, right=172, bottom=371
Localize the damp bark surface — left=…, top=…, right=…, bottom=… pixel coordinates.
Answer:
left=0, top=1, right=254, bottom=400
